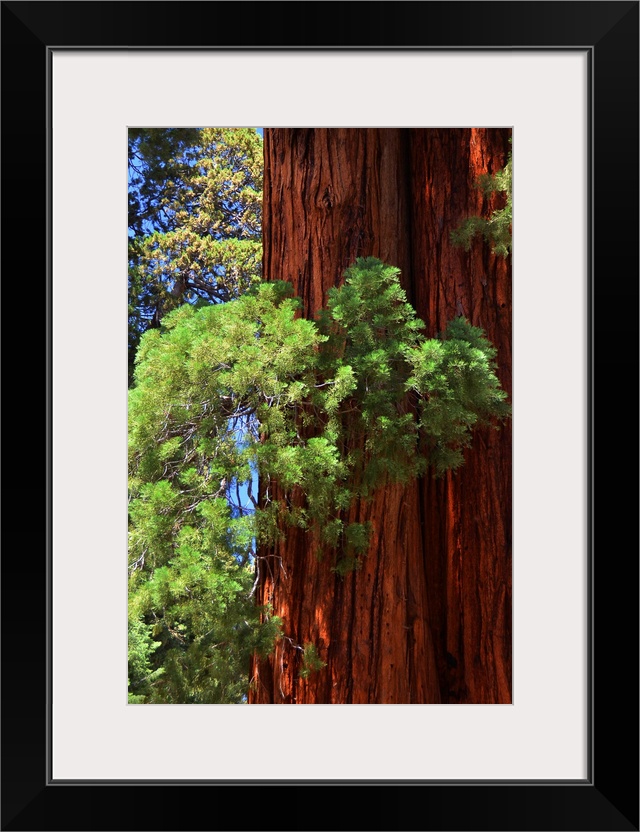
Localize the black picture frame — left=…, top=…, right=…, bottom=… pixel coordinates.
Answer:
left=2, top=2, right=637, bottom=830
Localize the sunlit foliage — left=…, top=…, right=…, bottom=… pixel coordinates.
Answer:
left=128, top=258, right=510, bottom=702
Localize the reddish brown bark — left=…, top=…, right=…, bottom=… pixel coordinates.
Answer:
left=249, top=127, right=511, bottom=704
left=411, top=129, right=512, bottom=704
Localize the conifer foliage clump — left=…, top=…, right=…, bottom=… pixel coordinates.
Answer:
left=128, top=128, right=263, bottom=384
left=128, top=257, right=510, bottom=702
left=451, top=145, right=512, bottom=257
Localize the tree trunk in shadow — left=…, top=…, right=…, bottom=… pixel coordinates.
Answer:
left=410, top=128, right=512, bottom=704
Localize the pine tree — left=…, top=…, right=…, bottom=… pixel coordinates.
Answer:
left=128, top=128, right=263, bottom=383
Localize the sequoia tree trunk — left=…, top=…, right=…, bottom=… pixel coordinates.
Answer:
left=249, top=127, right=511, bottom=704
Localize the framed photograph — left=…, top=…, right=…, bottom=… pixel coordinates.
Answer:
left=2, top=1, right=637, bottom=830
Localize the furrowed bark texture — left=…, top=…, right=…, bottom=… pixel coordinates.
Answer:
left=249, top=127, right=511, bottom=704
left=411, top=129, right=512, bottom=704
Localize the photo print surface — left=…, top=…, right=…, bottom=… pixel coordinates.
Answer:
left=128, top=128, right=512, bottom=705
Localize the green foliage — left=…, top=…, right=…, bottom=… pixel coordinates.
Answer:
left=299, top=642, right=327, bottom=679
left=129, top=259, right=510, bottom=691
left=131, top=256, right=508, bottom=542
left=127, top=469, right=282, bottom=702
left=128, top=128, right=263, bottom=384
left=127, top=617, right=165, bottom=703
left=128, top=128, right=201, bottom=236
left=451, top=145, right=512, bottom=257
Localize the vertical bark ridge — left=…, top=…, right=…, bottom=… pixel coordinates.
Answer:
left=410, top=128, right=512, bottom=704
